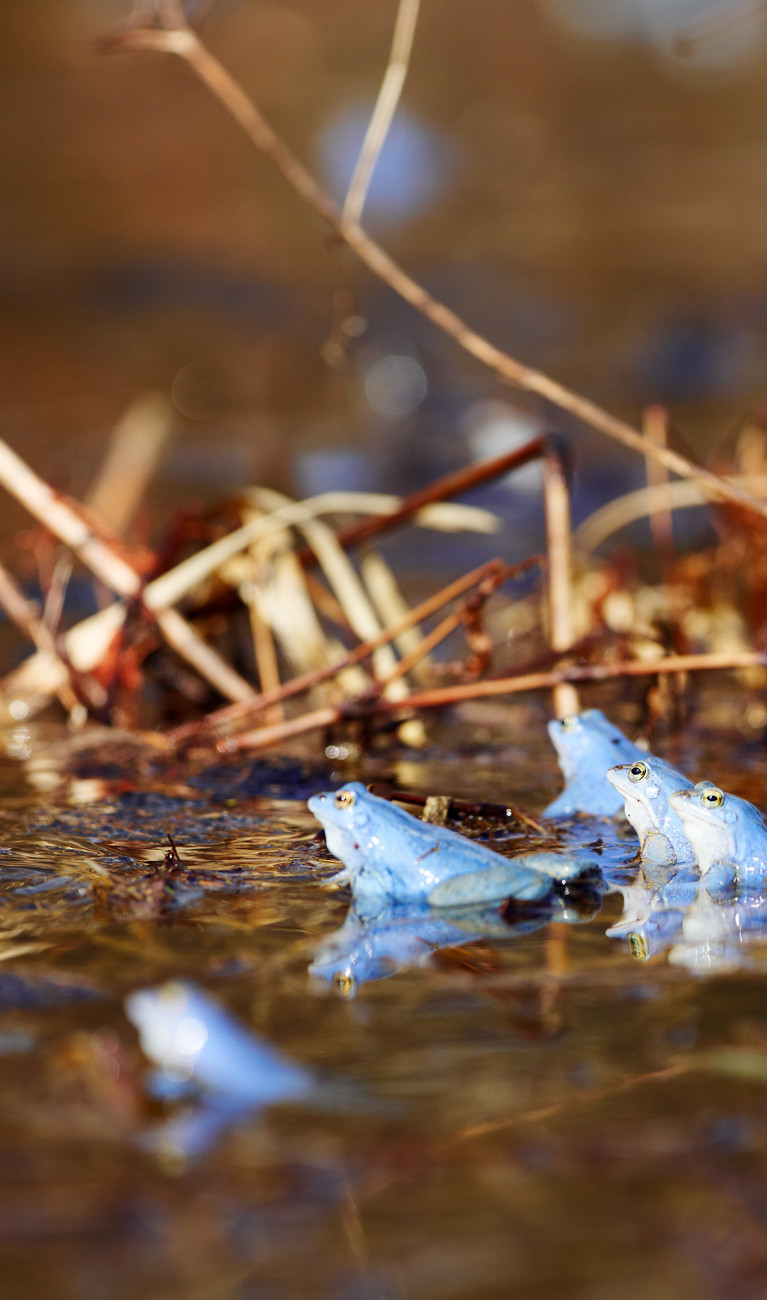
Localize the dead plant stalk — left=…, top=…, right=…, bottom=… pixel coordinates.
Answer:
left=223, top=649, right=767, bottom=753
left=109, top=15, right=767, bottom=525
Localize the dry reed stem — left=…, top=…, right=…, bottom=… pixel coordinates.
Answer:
left=222, top=647, right=767, bottom=753
left=542, top=450, right=578, bottom=718
left=0, top=562, right=84, bottom=721
left=107, top=19, right=767, bottom=525
left=241, top=561, right=284, bottom=727
left=360, top=550, right=432, bottom=686
left=169, top=557, right=526, bottom=744
left=2, top=489, right=497, bottom=710
left=0, top=437, right=253, bottom=704
left=376, top=563, right=510, bottom=689
left=642, top=404, right=676, bottom=570
left=341, top=0, right=421, bottom=228
left=249, top=487, right=426, bottom=746
left=86, top=392, right=175, bottom=536
left=573, top=473, right=767, bottom=556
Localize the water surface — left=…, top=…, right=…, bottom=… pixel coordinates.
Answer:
left=2, top=708, right=767, bottom=1299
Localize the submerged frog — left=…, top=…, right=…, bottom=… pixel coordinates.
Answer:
left=669, top=785, right=767, bottom=897
left=543, top=709, right=646, bottom=817
left=606, top=757, right=697, bottom=865
left=126, top=981, right=312, bottom=1106
left=308, top=783, right=590, bottom=912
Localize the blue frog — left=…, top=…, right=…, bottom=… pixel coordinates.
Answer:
left=543, top=709, right=646, bottom=817
left=125, top=980, right=315, bottom=1158
left=606, top=756, right=699, bottom=865
left=308, top=783, right=593, bottom=912
left=126, top=980, right=312, bottom=1106
left=670, top=785, right=767, bottom=897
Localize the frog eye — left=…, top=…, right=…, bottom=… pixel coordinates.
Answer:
left=628, top=932, right=650, bottom=961
left=334, top=789, right=356, bottom=810
left=628, top=762, right=648, bottom=783
left=561, top=716, right=577, bottom=731
left=700, top=787, right=724, bottom=808
left=334, top=971, right=355, bottom=996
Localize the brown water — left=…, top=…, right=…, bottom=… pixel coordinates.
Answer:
left=2, top=706, right=767, bottom=1299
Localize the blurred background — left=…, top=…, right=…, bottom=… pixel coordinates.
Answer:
left=3, top=0, right=767, bottom=548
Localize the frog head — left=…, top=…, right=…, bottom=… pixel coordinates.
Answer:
left=543, top=709, right=647, bottom=817
left=606, top=757, right=693, bottom=839
left=547, top=709, right=637, bottom=783
left=307, top=782, right=372, bottom=871
left=669, top=785, right=766, bottom=876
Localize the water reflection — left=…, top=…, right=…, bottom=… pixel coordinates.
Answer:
left=126, top=981, right=314, bottom=1159
left=309, top=890, right=602, bottom=995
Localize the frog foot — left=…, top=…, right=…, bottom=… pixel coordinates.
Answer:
left=319, top=867, right=353, bottom=891
left=640, top=831, right=676, bottom=867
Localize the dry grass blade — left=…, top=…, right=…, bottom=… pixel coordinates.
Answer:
left=0, top=562, right=84, bottom=722
left=86, top=392, right=175, bottom=537
left=0, top=437, right=253, bottom=707
left=360, top=550, right=432, bottom=687
left=168, top=557, right=523, bottom=744
left=542, top=449, right=578, bottom=719
left=250, top=487, right=426, bottom=746
left=341, top=0, right=421, bottom=229
left=574, top=473, right=767, bottom=556
left=0, top=488, right=498, bottom=715
left=106, top=19, right=767, bottom=524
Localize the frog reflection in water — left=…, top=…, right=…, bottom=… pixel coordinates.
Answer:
left=606, top=757, right=698, bottom=866
left=670, top=785, right=767, bottom=897
left=308, top=783, right=593, bottom=912
left=543, top=709, right=646, bottom=817
left=309, top=891, right=600, bottom=994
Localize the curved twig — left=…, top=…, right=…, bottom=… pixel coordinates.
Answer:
left=104, top=18, right=767, bottom=524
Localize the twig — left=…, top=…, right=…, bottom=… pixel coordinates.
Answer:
left=376, top=563, right=510, bottom=689
left=341, top=0, right=421, bottom=228
left=170, top=557, right=536, bottom=745
left=326, top=438, right=549, bottom=556
left=0, top=437, right=253, bottom=704
left=2, top=488, right=498, bottom=712
left=542, top=445, right=578, bottom=718
left=642, top=404, right=676, bottom=573
left=573, top=473, right=767, bottom=556
left=0, top=562, right=84, bottom=721
left=86, top=392, right=175, bottom=537
left=221, top=648, right=767, bottom=753
left=105, top=19, right=767, bottom=524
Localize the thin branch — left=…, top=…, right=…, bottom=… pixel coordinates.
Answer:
left=221, top=648, right=767, bottom=753
left=0, top=562, right=84, bottom=721
left=342, top=0, right=421, bottom=228
left=105, top=21, right=767, bottom=524
left=642, top=404, right=676, bottom=573
left=542, top=447, right=578, bottom=718
left=0, top=437, right=253, bottom=704
left=375, top=561, right=511, bottom=689
left=169, top=557, right=538, bottom=745
left=573, top=472, right=767, bottom=556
